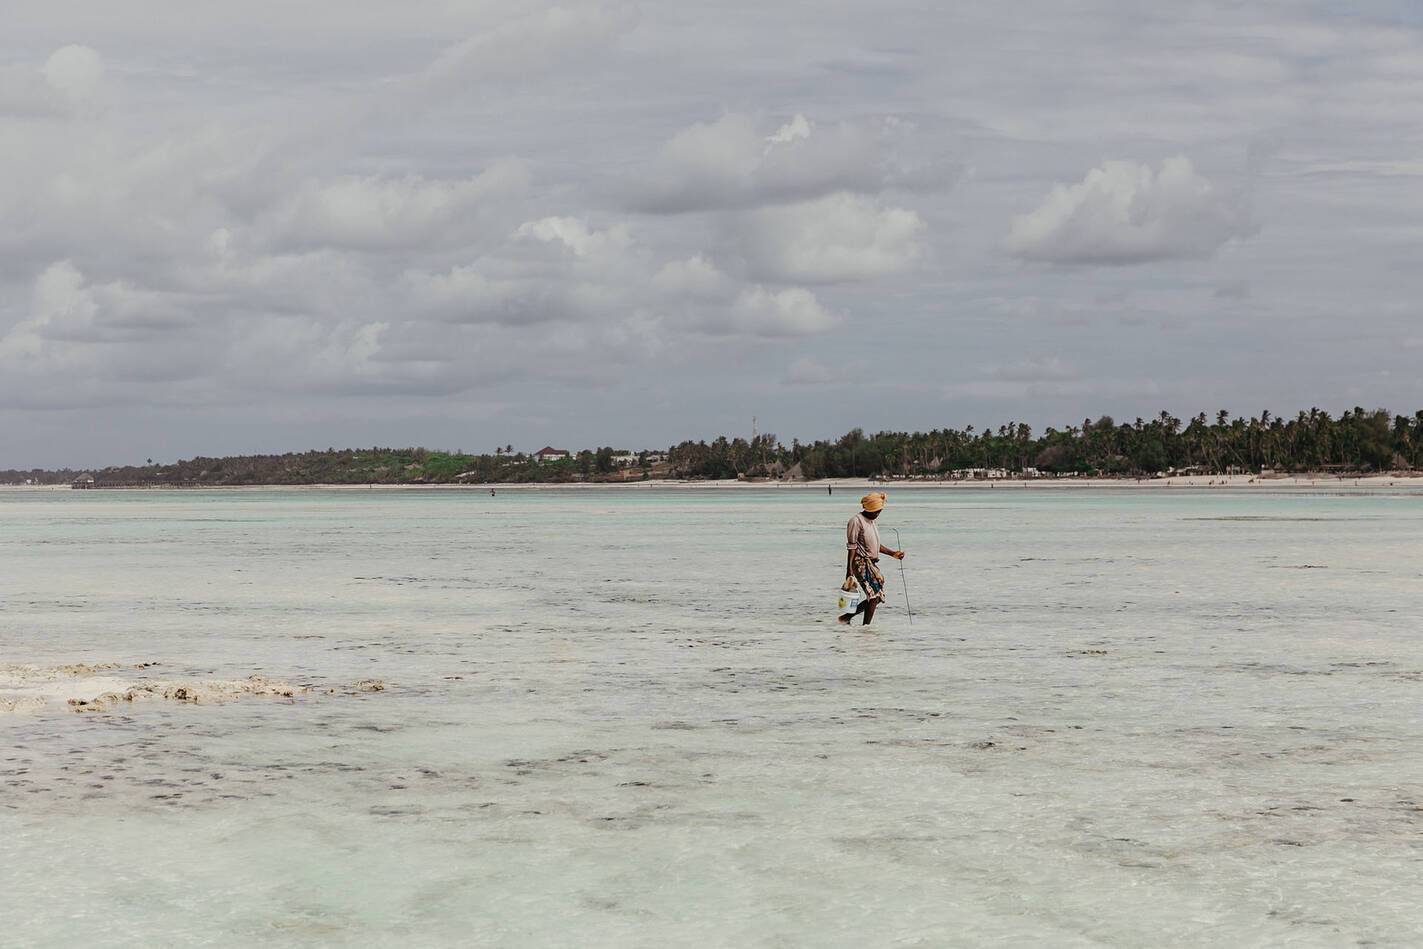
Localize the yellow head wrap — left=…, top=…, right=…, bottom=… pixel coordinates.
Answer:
left=861, top=492, right=886, bottom=513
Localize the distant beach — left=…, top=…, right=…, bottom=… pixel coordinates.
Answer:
left=8, top=473, right=1423, bottom=492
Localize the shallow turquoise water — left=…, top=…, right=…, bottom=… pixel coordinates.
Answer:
left=2, top=486, right=1421, bottom=946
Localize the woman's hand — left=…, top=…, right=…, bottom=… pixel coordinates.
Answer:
left=891, top=550, right=906, bottom=560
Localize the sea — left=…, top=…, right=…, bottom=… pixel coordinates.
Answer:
left=2, top=485, right=1421, bottom=947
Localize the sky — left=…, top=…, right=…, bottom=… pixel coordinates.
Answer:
left=3, top=1, right=1423, bottom=467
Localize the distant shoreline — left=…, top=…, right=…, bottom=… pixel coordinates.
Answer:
left=7, top=473, right=1423, bottom=492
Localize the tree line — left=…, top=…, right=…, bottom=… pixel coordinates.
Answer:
left=744, top=407, right=1423, bottom=481
left=5, top=407, right=1421, bottom=486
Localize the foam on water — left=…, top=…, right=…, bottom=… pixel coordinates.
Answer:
left=2, top=486, right=1421, bottom=946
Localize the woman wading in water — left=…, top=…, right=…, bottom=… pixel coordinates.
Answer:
left=840, top=492, right=906, bottom=626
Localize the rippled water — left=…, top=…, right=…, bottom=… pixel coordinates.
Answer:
left=2, top=485, right=1421, bottom=947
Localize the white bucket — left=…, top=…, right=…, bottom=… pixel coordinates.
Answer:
left=836, top=588, right=862, bottom=616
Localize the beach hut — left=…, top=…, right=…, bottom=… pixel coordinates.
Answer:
left=72, top=473, right=96, bottom=489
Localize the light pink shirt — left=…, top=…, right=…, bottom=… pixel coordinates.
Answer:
left=846, top=512, right=882, bottom=561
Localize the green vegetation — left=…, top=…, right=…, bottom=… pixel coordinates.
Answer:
left=6, top=407, right=1422, bottom=486
left=759, top=407, right=1423, bottom=481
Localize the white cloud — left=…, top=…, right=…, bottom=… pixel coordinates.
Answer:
left=652, top=254, right=732, bottom=297
left=724, top=286, right=837, bottom=337
left=0, top=45, right=104, bottom=117
left=418, top=4, right=638, bottom=92
left=0, top=261, right=208, bottom=397
left=211, top=311, right=482, bottom=399
left=406, top=216, right=840, bottom=343
left=764, top=114, right=811, bottom=150
left=738, top=192, right=924, bottom=282
left=31, top=261, right=97, bottom=333
left=405, top=216, right=644, bottom=326
left=42, top=46, right=104, bottom=102
left=405, top=265, right=590, bottom=326
left=515, top=215, right=633, bottom=261
left=0, top=262, right=95, bottom=362
left=1005, top=156, right=1254, bottom=264
left=632, top=112, right=948, bottom=213
left=258, top=159, right=528, bottom=250
left=5, top=261, right=185, bottom=349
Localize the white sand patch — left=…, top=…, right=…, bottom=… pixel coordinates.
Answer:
left=0, top=662, right=384, bottom=714
left=0, top=662, right=154, bottom=713
left=1, top=672, right=138, bottom=712
left=65, top=674, right=310, bottom=712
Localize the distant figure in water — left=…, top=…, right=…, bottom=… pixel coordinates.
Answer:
left=490, top=489, right=496, bottom=496
left=827, top=484, right=833, bottom=495
left=839, top=492, right=906, bottom=626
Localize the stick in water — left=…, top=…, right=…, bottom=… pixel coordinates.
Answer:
left=890, top=528, right=912, bottom=624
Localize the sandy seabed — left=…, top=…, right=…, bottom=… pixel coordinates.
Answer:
left=0, top=662, right=384, bottom=713
left=2, top=485, right=1421, bottom=947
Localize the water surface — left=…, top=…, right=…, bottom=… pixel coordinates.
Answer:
left=2, top=486, right=1421, bottom=946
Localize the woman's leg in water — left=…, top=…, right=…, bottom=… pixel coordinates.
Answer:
left=838, top=600, right=865, bottom=625
left=861, top=598, right=878, bottom=625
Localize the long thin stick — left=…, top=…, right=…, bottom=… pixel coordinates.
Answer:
left=891, top=528, right=912, bottom=624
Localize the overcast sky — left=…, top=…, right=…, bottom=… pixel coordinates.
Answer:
left=4, top=1, right=1422, bottom=467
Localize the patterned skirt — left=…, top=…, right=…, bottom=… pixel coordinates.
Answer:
left=849, top=552, right=887, bottom=604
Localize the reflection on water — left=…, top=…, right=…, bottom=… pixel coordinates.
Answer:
left=2, top=487, right=1421, bottom=947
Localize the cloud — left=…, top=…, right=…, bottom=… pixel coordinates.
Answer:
left=652, top=254, right=732, bottom=297
left=42, top=46, right=104, bottom=102
left=0, top=44, right=104, bottom=117
left=785, top=356, right=833, bottom=385
left=405, top=266, right=598, bottom=327
left=9, top=2, right=1423, bottom=464
left=631, top=112, right=950, bottom=213
left=418, top=4, right=638, bottom=93
left=1005, top=156, right=1254, bottom=265
left=406, top=216, right=841, bottom=343
left=0, top=261, right=216, bottom=402
left=405, top=215, right=647, bottom=325
left=2, top=261, right=187, bottom=351
left=257, top=160, right=528, bottom=251
left=514, top=215, right=634, bottom=261
left=220, top=316, right=491, bottom=398
left=738, top=192, right=924, bottom=283
left=724, top=286, right=837, bottom=337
